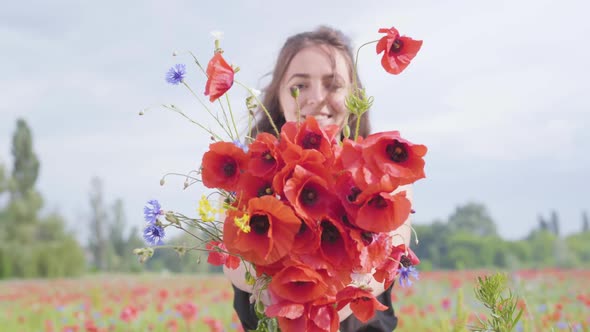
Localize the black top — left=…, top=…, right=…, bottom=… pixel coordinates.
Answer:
left=231, top=284, right=398, bottom=332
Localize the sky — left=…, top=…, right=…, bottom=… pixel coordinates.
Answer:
left=1, top=0, right=588, bottom=242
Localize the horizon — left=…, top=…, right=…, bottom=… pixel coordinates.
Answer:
left=1, top=0, right=588, bottom=242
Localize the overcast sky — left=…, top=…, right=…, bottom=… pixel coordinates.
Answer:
left=1, top=0, right=588, bottom=242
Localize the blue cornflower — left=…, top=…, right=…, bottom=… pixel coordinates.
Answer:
left=398, top=265, right=419, bottom=288
left=166, top=64, right=186, bottom=85
left=233, top=140, right=249, bottom=153
left=143, top=224, right=165, bottom=245
left=144, top=199, right=163, bottom=224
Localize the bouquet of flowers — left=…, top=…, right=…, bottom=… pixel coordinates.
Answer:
left=137, top=25, right=427, bottom=332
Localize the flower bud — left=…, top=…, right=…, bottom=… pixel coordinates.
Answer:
left=290, top=87, right=300, bottom=98
left=165, top=211, right=180, bottom=225
left=174, top=246, right=187, bottom=256
left=343, top=124, right=351, bottom=139
left=159, top=178, right=165, bottom=186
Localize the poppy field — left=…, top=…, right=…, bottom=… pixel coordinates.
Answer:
left=0, top=269, right=588, bottom=332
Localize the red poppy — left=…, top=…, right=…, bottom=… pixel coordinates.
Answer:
left=273, top=146, right=326, bottom=197
left=119, top=305, right=138, bottom=322
left=223, top=196, right=300, bottom=266
left=348, top=230, right=392, bottom=273
left=204, top=52, right=234, bottom=102
left=175, top=302, right=198, bottom=321
left=336, top=286, right=388, bottom=322
left=205, top=240, right=240, bottom=270
left=201, top=141, right=247, bottom=191
left=280, top=117, right=339, bottom=163
left=361, top=131, right=427, bottom=185
left=291, top=219, right=320, bottom=256
left=266, top=300, right=306, bottom=321
left=373, top=244, right=420, bottom=288
left=355, top=188, right=411, bottom=233
left=317, top=216, right=354, bottom=271
left=307, top=304, right=339, bottom=332
left=277, top=311, right=308, bottom=332
left=284, top=165, right=339, bottom=222
left=269, top=265, right=328, bottom=303
left=235, top=172, right=274, bottom=203
left=376, top=26, right=423, bottom=75
left=247, top=132, right=282, bottom=179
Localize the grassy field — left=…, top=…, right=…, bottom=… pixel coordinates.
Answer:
left=0, top=269, right=588, bottom=331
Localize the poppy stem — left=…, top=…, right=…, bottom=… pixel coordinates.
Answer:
left=352, top=40, right=379, bottom=92
left=159, top=104, right=224, bottom=141
left=235, top=80, right=280, bottom=136
left=182, top=82, right=235, bottom=139
left=223, top=93, right=240, bottom=141
left=187, top=51, right=208, bottom=77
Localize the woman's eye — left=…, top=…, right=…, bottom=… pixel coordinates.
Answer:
left=327, top=83, right=343, bottom=91
left=292, top=83, right=307, bottom=90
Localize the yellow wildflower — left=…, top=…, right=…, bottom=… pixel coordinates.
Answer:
left=198, top=195, right=217, bottom=222
left=234, top=213, right=251, bottom=233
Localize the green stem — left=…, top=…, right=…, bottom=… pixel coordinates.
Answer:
left=351, top=40, right=378, bottom=141
left=235, top=80, right=279, bottom=136
left=182, top=82, right=234, bottom=139
left=352, top=40, right=379, bottom=92
left=160, top=104, right=223, bottom=141
left=217, top=97, right=234, bottom=140
left=294, top=96, right=302, bottom=128
left=224, top=93, right=240, bottom=141
left=188, top=51, right=207, bottom=76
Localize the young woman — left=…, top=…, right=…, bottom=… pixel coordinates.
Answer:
left=225, top=25, right=413, bottom=332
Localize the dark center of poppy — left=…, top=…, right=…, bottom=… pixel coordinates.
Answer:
left=321, top=221, right=340, bottom=244
left=386, top=141, right=408, bottom=163
left=361, top=232, right=374, bottom=245
left=223, top=159, right=237, bottom=176
left=347, top=187, right=361, bottom=203
left=300, top=186, right=318, bottom=206
left=250, top=215, right=270, bottom=235
left=341, top=215, right=353, bottom=227
left=257, top=184, right=273, bottom=197
left=368, top=195, right=388, bottom=209
left=297, top=220, right=308, bottom=235
left=262, top=151, right=275, bottom=163
left=389, top=38, right=404, bottom=55
left=301, top=132, right=322, bottom=150
left=400, top=255, right=412, bottom=267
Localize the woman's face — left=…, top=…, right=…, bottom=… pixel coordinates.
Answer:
left=278, top=45, right=352, bottom=128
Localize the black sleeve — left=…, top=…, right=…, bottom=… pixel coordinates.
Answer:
left=232, top=284, right=260, bottom=331
left=338, top=283, right=398, bottom=332
left=231, top=283, right=398, bottom=332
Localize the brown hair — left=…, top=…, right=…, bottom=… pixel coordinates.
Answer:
left=249, top=26, right=371, bottom=139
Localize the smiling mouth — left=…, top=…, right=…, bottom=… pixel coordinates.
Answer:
left=301, top=114, right=333, bottom=121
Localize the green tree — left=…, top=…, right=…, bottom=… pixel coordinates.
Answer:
left=10, top=119, right=40, bottom=200
left=447, top=202, right=497, bottom=237
left=549, top=210, right=560, bottom=236
left=87, top=177, right=111, bottom=271
left=0, top=119, right=86, bottom=278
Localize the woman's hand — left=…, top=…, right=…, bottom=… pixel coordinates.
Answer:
left=223, top=261, right=254, bottom=293
left=338, top=184, right=413, bottom=322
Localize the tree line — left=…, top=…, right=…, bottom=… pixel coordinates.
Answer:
left=0, top=119, right=588, bottom=278
left=412, top=204, right=590, bottom=270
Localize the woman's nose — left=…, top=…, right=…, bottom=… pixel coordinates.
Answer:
left=304, top=83, right=327, bottom=107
